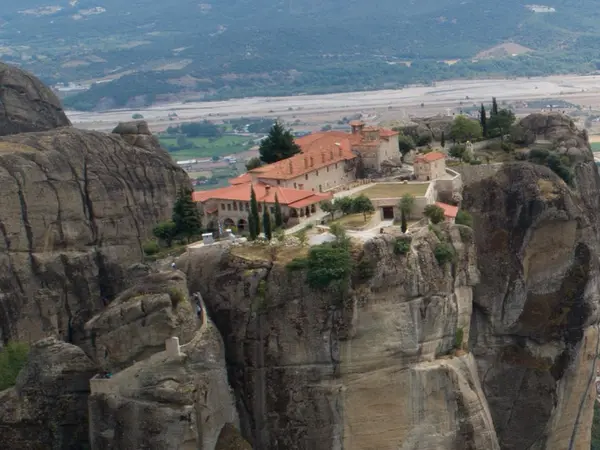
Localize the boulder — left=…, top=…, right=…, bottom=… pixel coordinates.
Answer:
left=0, top=337, right=98, bottom=449
left=84, top=270, right=198, bottom=371
left=0, top=62, right=71, bottom=136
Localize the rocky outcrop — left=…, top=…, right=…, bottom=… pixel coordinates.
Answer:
left=462, top=114, right=600, bottom=450
left=0, top=124, right=188, bottom=344
left=0, top=337, right=98, bottom=449
left=0, top=62, right=71, bottom=136
left=87, top=290, right=239, bottom=450
left=84, top=270, right=197, bottom=371
left=180, top=227, right=498, bottom=449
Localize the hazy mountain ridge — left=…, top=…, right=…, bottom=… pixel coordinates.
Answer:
left=3, top=0, right=600, bottom=109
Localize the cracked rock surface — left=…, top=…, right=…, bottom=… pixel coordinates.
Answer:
left=0, top=125, right=188, bottom=344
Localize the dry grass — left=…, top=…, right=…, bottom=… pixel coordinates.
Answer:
left=331, top=213, right=374, bottom=229
left=0, top=141, right=37, bottom=154
left=537, top=179, right=559, bottom=201
left=358, top=183, right=429, bottom=199
left=231, top=243, right=308, bottom=263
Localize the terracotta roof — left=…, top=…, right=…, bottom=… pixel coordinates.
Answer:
left=349, top=120, right=365, bottom=126
left=415, top=152, right=446, bottom=163
left=250, top=135, right=355, bottom=181
left=289, top=192, right=331, bottom=208
left=380, top=128, right=400, bottom=138
left=193, top=182, right=332, bottom=206
left=229, top=173, right=252, bottom=185
left=435, top=202, right=459, bottom=219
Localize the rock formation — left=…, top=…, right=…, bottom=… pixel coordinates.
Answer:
left=0, top=64, right=188, bottom=345
left=0, top=62, right=71, bottom=136
left=462, top=113, right=600, bottom=450
left=180, top=228, right=499, bottom=449
left=86, top=270, right=240, bottom=450
left=0, top=337, right=98, bottom=449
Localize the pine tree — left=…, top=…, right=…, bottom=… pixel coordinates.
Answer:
left=249, top=185, right=260, bottom=239
left=274, top=194, right=283, bottom=229
left=259, top=121, right=301, bottom=164
left=492, top=97, right=499, bottom=116
left=440, top=131, right=446, bottom=148
left=480, top=104, right=487, bottom=137
left=172, top=187, right=202, bottom=242
left=262, top=202, right=272, bottom=240
left=400, top=210, right=407, bottom=233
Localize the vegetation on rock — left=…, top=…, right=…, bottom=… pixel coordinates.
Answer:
left=0, top=342, right=29, bottom=391
left=394, top=237, right=411, bottom=255
left=434, top=242, right=456, bottom=266
left=455, top=210, right=473, bottom=227
left=172, top=188, right=202, bottom=242
left=424, top=204, right=445, bottom=225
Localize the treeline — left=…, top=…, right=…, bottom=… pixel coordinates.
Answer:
left=166, top=121, right=223, bottom=138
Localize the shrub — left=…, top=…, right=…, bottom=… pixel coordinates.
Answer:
left=168, top=288, right=186, bottom=308
left=394, top=237, right=411, bottom=255
left=469, top=159, right=482, bottom=165
left=455, top=210, right=473, bottom=227
left=424, top=204, right=445, bottom=225
left=286, top=257, right=308, bottom=271
left=454, top=327, right=464, bottom=350
left=354, top=258, right=375, bottom=281
left=306, top=242, right=353, bottom=289
left=142, top=240, right=160, bottom=256
left=153, top=220, right=177, bottom=247
left=0, top=342, right=30, bottom=391
left=434, top=242, right=456, bottom=265
left=416, top=133, right=432, bottom=146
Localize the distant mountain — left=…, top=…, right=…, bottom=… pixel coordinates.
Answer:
left=3, top=0, right=600, bottom=110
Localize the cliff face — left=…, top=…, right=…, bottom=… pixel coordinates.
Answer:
left=181, top=227, right=498, bottom=449
left=0, top=124, right=188, bottom=344
left=462, top=113, right=600, bottom=450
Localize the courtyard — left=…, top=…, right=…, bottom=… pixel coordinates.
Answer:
left=355, top=182, right=430, bottom=199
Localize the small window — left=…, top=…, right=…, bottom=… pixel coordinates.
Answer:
left=327, top=166, right=329, bottom=172
left=335, top=163, right=338, bottom=169
left=277, top=180, right=281, bottom=185
left=258, top=203, right=262, bottom=212
left=305, top=174, right=308, bottom=180
left=233, top=202, right=238, bottom=211
left=221, top=203, right=225, bottom=210
left=245, top=202, right=249, bottom=211
left=316, top=170, right=319, bottom=176
left=270, top=207, right=275, bottom=214
left=294, top=182, right=297, bottom=189
left=227, top=204, right=232, bottom=211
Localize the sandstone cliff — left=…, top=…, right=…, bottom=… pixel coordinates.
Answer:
left=0, top=62, right=189, bottom=345
left=180, top=227, right=499, bottom=449
left=0, top=337, right=97, bottom=449
left=462, top=113, right=600, bottom=450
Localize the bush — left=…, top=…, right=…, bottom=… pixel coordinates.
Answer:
left=354, top=258, right=375, bottom=281
left=394, top=237, right=411, bottom=255
left=416, top=133, right=433, bottom=146
left=469, top=159, right=482, bottom=165
left=286, top=257, right=308, bottom=271
left=306, top=242, right=353, bottom=289
left=398, top=134, right=416, bottom=155
left=434, top=242, right=455, bottom=265
left=0, top=342, right=29, bottom=391
left=142, top=240, right=160, bottom=255
left=454, top=327, right=464, bottom=350
left=455, top=210, right=473, bottom=227
left=424, top=204, right=445, bottom=225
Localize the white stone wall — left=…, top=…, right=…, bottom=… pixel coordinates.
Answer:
left=260, top=160, right=355, bottom=192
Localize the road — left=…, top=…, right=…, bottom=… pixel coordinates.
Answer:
left=67, top=74, right=600, bottom=132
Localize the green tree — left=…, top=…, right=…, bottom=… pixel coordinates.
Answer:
left=440, top=131, right=446, bottom=148
left=249, top=186, right=260, bottom=240
left=449, top=144, right=466, bottom=160
left=479, top=104, right=487, bottom=137
left=153, top=220, right=177, bottom=247
left=455, top=210, right=473, bottom=227
left=176, top=135, right=189, bottom=148
left=336, top=197, right=354, bottom=216
left=398, top=134, right=416, bottom=156
left=259, top=121, right=301, bottom=164
left=398, top=193, right=415, bottom=219
left=245, top=157, right=262, bottom=171
left=450, top=115, right=482, bottom=143
left=352, top=195, right=375, bottom=221
left=274, top=194, right=284, bottom=228
left=320, top=200, right=339, bottom=221
left=0, top=342, right=29, bottom=391
left=491, top=97, right=499, bottom=116
left=172, top=188, right=202, bottom=242
left=424, top=204, right=445, bottom=224
left=262, top=202, right=272, bottom=240
left=400, top=209, right=408, bottom=233
left=487, top=109, right=516, bottom=141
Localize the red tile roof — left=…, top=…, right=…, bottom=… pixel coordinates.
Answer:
left=229, top=173, right=252, bottom=185
left=250, top=135, right=355, bottom=180
left=435, top=202, right=459, bottom=219
left=193, top=182, right=332, bottom=206
left=415, top=152, right=446, bottom=163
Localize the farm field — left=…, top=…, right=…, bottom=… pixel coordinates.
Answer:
left=159, top=135, right=252, bottom=160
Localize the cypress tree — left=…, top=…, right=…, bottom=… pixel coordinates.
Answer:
left=440, top=131, right=446, bottom=148
left=172, top=187, right=202, bottom=242
left=262, top=202, right=272, bottom=240
left=274, top=194, right=283, bottom=229
left=250, top=185, right=260, bottom=239
left=400, top=210, right=407, bottom=233
left=480, top=104, right=488, bottom=137
left=492, top=97, right=499, bottom=116
left=248, top=214, right=257, bottom=241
